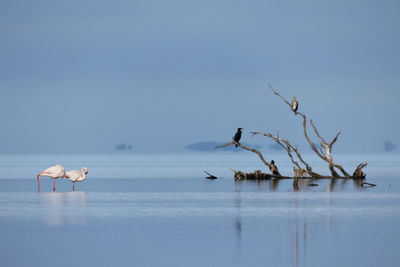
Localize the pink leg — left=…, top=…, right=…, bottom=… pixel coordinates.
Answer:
left=73, top=183, right=75, bottom=191
left=53, top=179, right=56, bottom=192
left=37, top=175, right=40, bottom=192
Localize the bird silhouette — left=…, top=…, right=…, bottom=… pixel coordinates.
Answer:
left=232, top=128, right=242, bottom=147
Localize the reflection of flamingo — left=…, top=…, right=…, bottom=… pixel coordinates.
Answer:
left=37, top=165, right=66, bottom=192
left=65, top=168, right=88, bottom=191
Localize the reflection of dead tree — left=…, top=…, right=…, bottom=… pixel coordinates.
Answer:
left=269, top=84, right=366, bottom=178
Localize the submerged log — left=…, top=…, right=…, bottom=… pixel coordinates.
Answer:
left=230, top=169, right=370, bottom=182
left=204, top=171, right=218, bottom=180
left=352, top=162, right=367, bottom=179
left=230, top=169, right=278, bottom=181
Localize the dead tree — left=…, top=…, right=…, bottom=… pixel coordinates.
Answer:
left=216, top=85, right=369, bottom=181
left=269, top=84, right=367, bottom=178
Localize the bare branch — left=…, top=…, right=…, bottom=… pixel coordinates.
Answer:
left=251, top=131, right=324, bottom=177
left=333, top=163, right=350, bottom=177
left=269, top=84, right=291, bottom=107
left=297, top=112, right=326, bottom=160
left=216, top=142, right=234, bottom=148
left=328, top=164, right=340, bottom=177
left=291, top=146, right=313, bottom=172
left=311, top=119, right=341, bottom=147
left=276, top=140, right=300, bottom=169
left=310, top=120, right=328, bottom=145
left=217, top=141, right=270, bottom=167
left=330, top=131, right=341, bottom=146
left=269, top=85, right=351, bottom=178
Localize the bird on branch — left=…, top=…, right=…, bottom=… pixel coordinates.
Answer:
left=269, top=160, right=281, bottom=176
left=291, top=97, right=298, bottom=114
left=232, top=128, right=242, bottom=147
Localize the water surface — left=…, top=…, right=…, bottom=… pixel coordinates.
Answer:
left=0, top=153, right=399, bottom=267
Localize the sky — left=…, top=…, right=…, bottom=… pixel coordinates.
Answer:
left=0, top=0, right=399, bottom=153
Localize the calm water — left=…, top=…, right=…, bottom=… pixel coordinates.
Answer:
left=0, top=153, right=399, bottom=267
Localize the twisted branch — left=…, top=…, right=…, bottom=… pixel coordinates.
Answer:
left=269, top=84, right=350, bottom=177
left=251, top=131, right=323, bottom=177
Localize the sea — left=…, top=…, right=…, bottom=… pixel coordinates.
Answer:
left=0, top=152, right=399, bottom=267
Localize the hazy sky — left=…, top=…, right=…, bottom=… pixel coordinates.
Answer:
left=0, top=0, right=399, bottom=153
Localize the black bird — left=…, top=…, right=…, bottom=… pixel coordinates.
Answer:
left=232, top=128, right=242, bottom=147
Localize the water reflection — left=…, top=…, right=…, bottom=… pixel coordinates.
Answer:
left=236, top=177, right=371, bottom=192
left=234, top=190, right=242, bottom=256
left=270, top=178, right=281, bottom=191
left=38, top=191, right=87, bottom=226
left=231, top=178, right=383, bottom=267
left=234, top=180, right=316, bottom=267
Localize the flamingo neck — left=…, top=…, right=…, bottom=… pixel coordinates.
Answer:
left=81, top=169, right=86, bottom=179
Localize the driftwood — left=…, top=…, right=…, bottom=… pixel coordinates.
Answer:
left=217, top=85, right=371, bottom=184
left=230, top=169, right=367, bottom=181
left=361, top=182, right=376, bottom=187
left=231, top=169, right=375, bottom=192
left=204, top=171, right=218, bottom=180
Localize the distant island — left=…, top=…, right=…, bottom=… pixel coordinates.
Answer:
left=185, top=141, right=261, bottom=152
left=384, top=140, right=398, bottom=152
left=268, top=142, right=284, bottom=151
left=115, top=144, right=133, bottom=151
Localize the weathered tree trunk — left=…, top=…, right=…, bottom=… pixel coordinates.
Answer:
left=328, top=163, right=340, bottom=177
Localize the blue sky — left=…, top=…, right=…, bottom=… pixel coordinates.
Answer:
left=0, top=0, right=399, bottom=153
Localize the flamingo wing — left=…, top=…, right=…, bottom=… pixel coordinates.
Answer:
left=42, top=165, right=65, bottom=178
left=65, top=170, right=81, bottom=182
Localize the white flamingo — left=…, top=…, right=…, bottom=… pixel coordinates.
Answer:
left=65, top=167, right=88, bottom=191
left=37, top=164, right=66, bottom=192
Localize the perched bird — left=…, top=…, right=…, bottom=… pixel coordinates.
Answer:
left=232, top=128, right=242, bottom=147
left=269, top=160, right=281, bottom=176
left=64, top=167, right=88, bottom=191
left=37, top=164, right=66, bottom=192
left=291, top=97, right=298, bottom=113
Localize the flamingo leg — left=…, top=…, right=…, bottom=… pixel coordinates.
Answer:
left=37, top=175, right=40, bottom=192
left=53, top=179, right=56, bottom=192
left=73, top=182, right=75, bottom=191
